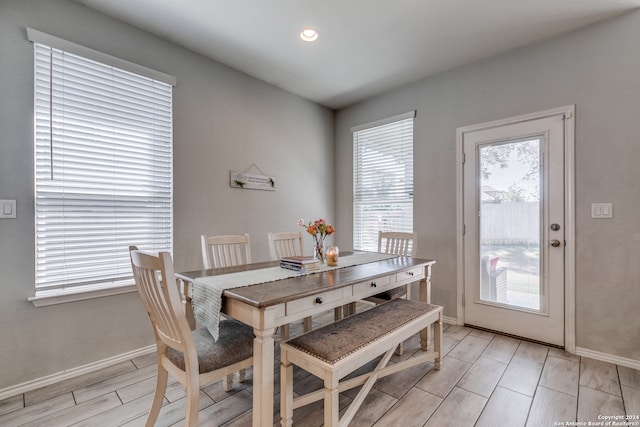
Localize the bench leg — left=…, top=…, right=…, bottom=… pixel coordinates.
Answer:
left=280, top=350, right=294, bottom=427
left=395, top=342, right=404, bottom=356
left=223, top=373, right=233, bottom=391
left=419, top=275, right=432, bottom=351
left=396, top=286, right=411, bottom=356
left=434, top=314, right=443, bottom=370
left=420, top=323, right=432, bottom=351
left=324, top=374, right=340, bottom=427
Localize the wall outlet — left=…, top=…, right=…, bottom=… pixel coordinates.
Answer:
left=0, top=200, right=16, bottom=219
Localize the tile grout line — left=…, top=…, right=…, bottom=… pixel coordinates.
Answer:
left=526, top=346, right=552, bottom=426
left=616, top=365, right=627, bottom=415
left=575, top=354, right=582, bottom=422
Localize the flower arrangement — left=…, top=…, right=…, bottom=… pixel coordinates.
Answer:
left=298, top=218, right=335, bottom=263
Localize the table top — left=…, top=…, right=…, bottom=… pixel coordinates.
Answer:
left=177, top=255, right=435, bottom=309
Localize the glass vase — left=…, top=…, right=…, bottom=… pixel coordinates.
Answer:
left=314, top=243, right=325, bottom=264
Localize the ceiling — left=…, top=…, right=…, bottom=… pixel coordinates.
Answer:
left=74, top=0, right=640, bottom=109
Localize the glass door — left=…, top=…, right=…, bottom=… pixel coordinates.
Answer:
left=462, top=113, right=566, bottom=346
left=479, top=137, right=542, bottom=310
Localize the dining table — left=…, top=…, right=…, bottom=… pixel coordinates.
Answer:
left=176, top=252, right=436, bottom=427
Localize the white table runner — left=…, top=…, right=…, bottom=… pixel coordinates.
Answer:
left=192, top=252, right=397, bottom=340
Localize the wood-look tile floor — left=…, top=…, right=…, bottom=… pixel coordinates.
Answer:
left=2, top=309, right=639, bottom=427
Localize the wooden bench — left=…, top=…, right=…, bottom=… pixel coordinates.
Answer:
left=279, top=298, right=443, bottom=427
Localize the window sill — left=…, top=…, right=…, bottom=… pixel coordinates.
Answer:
left=28, top=283, right=137, bottom=307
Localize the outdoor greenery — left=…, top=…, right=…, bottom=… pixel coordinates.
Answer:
left=480, top=138, right=541, bottom=203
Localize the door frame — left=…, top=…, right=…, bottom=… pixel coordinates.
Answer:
left=456, top=105, right=576, bottom=352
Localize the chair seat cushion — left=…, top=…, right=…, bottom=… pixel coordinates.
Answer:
left=284, top=299, right=439, bottom=364
left=166, top=319, right=254, bottom=373
left=372, top=286, right=407, bottom=301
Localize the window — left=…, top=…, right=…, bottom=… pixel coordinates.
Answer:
left=352, top=112, right=414, bottom=251
left=30, top=29, right=174, bottom=301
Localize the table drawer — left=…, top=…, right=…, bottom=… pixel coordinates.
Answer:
left=352, top=275, right=391, bottom=298
left=395, top=267, right=424, bottom=284
left=286, top=288, right=345, bottom=316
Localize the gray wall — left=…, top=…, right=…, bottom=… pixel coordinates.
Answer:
left=335, top=10, right=640, bottom=361
left=0, top=0, right=334, bottom=390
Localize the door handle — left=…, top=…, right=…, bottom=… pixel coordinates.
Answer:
left=550, top=239, right=562, bottom=247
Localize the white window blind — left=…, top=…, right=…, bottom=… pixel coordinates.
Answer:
left=33, top=41, right=173, bottom=296
left=353, top=114, right=414, bottom=251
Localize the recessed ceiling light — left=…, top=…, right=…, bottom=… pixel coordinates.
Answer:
left=300, top=29, right=319, bottom=42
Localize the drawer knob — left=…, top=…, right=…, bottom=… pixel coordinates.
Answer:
left=315, top=297, right=323, bottom=304
left=371, top=281, right=377, bottom=287
left=408, top=271, right=414, bottom=276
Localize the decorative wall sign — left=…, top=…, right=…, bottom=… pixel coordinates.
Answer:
left=230, top=164, right=276, bottom=191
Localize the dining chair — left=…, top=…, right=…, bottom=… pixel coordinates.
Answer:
left=267, top=231, right=313, bottom=338
left=379, top=231, right=417, bottom=257
left=129, top=246, right=254, bottom=427
left=371, top=231, right=418, bottom=301
left=200, top=233, right=252, bottom=380
left=267, top=231, right=304, bottom=260
left=201, top=233, right=251, bottom=269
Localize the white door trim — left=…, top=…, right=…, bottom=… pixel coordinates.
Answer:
left=456, top=105, right=576, bottom=352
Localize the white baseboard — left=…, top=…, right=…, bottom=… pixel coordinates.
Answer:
left=0, top=345, right=156, bottom=401
left=442, top=316, right=458, bottom=325
left=440, top=319, right=639, bottom=370
left=575, top=346, right=640, bottom=371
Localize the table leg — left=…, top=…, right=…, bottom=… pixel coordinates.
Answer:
left=253, top=327, right=276, bottom=427
left=179, top=279, right=197, bottom=330
left=419, top=265, right=432, bottom=351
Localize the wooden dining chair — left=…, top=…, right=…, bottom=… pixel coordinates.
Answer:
left=200, top=233, right=252, bottom=380
left=201, top=233, right=251, bottom=269
left=267, top=231, right=313, bottom=338
left=371, top=231, right=418, bottom=301
left=129, top=246, right=254, bottom=427
left=267, top=231, right=304, bottom=260
left=379, top=231, right=417, bottom=257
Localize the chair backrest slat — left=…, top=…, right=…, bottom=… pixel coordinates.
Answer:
left=268, top=231, right=304, bottom=260
left=201, top=234, right=252, bottom=269
left=378, top=231, right=417, bottom=257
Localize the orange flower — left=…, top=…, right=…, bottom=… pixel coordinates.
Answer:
left=299, top=218, right=335, bottom=239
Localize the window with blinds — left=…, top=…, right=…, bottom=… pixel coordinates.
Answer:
left=352, top=113, right=414, bottom=251
left=32, top=36, right=174, bottom=297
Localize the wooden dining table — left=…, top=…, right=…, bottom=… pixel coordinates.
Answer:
left=177, top=253, right=436, bottom=427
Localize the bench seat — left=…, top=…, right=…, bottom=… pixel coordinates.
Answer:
left=280, top=298, right=442, bottom=427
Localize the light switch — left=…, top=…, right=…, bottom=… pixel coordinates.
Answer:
left=591, top=202, right=613, bottom=219
left=0, top=200, right=16, bottom=219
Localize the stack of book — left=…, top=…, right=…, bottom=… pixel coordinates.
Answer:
left=280, top=256, right=320, bottom=272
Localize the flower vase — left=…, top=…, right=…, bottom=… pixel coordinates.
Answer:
left=314, top=243, right=325, bottom=264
